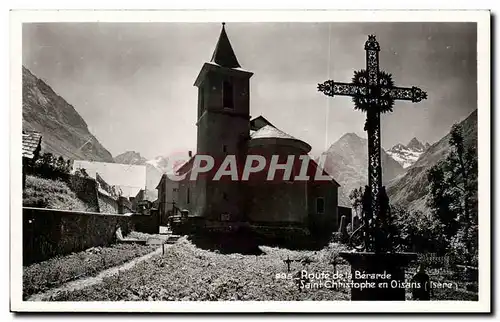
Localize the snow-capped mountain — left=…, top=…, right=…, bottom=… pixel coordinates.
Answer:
left=386, top=137, right=429, bottom=168
left=387, top=110, right=477, bottom=213
left=145, top=155, right=170, bottom=174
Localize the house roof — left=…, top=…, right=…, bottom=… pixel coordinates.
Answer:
left=22, top=131, right=42, bottom=159
left=156, top=173, right=180, bottom=189
left=210, top=23, right=241, bottom=68
left=250, top=125, right=298, bottom=140
left=96, top=172, right=119, bottom=198
left=177, top=156, right=196, bottom=176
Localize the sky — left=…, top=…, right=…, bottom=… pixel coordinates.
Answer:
left=22, top=22, right=477, bottom=159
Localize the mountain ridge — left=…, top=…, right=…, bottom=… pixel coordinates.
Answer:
left=22, top=66, right=114, bottom=163
left=387, top=109, right=477, bottom=212
left=387, top=137, right=429, bottom=168
left=114, top=151, right=148, bottom=165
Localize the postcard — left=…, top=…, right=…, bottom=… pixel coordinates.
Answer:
left=10, top=9, right=491, bottom=313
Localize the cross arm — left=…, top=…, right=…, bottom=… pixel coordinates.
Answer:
left=318, top=80, right=367, bottom=98
left=382, top=86, right=428, bottom=103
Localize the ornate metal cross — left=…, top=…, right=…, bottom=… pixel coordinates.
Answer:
left=283, top=256, right=293, bottom=272
left=318, top=35, right=427, bottom=252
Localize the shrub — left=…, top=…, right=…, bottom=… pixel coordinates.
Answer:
left=391, top=205, right=448, bottom=255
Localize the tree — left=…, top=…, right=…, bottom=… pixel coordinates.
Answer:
left=427, top=164, right=459, bottom=237
left=427, top=123, right=478, bottom=265
left=55, top=156, right=70, bottom=174
left=32, top=152, right=72, bottom=180
left=391, top=205, right=447, bottom=254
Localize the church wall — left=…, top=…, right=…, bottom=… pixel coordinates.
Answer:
left=205, top=180, right=246, bottom=222
left=246, top=180, right=308, bottom=224
left=246, top=142, right=309, bottom=225
left=196, top=110, right=249, bottom=221
left=177, top=177, right=206, bottom=217
left=308, top=181, right=339, bottom=235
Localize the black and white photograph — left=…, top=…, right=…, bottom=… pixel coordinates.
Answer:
left=10, top=10, right=491, bottom=313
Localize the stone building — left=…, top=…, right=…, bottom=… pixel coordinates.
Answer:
left=175, top=24, right=340, bottom=243
left=156, top=174, right=179, bottom=224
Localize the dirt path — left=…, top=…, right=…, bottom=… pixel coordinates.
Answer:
left=27, top=245, right=169, bottom=301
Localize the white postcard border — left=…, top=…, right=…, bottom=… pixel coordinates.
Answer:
left=10, top=9, right=491, bottom=313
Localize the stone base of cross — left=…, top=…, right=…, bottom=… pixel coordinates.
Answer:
left=318, top=35, right=427, bottom=253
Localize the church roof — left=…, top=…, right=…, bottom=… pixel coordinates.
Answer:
left=307, top=159, right=341, bottom=187
left=250, top=125, right=297, bottom=140
left=210, top=23, right=241, bottom=69
left=250, top=116, right=275, bottom=131
left=250, top=125, right=312, bottom=153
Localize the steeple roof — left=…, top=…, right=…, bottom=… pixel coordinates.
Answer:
left=210, top=23, right=241, bottom=68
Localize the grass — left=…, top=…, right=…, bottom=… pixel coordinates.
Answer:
left=23, top=242, right=157, bottom=300
left=45, top=237, right=479, bottom=302
left=47, top=237, right=352, bottom=301
left=23, top=175, right=90, bottom=211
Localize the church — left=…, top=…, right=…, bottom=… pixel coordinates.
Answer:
left=174, top=24, right=341, bottom=245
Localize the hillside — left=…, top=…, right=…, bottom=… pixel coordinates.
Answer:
left=322, top=133, right=405, bottom=206
left=22, top=66, right=114, bottom=162
left=387, top=109, right=478, bottom=212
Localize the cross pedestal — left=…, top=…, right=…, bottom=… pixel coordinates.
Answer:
left=340, top=252, right=417, bottom=301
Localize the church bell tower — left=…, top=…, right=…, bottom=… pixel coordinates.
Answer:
left=193, top=23, right=253, bottom=222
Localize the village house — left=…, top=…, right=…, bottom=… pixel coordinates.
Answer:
left=173, top=24, right=342, bottom=243
left=155, top=174, right=179, bottom=225
left=22, top=130, right=42, bottom=188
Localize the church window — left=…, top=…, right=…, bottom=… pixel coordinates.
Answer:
left=316, top=197, right=325, bottom=214
left=187, top=187, right=190, bottom=204
left=222, top=80, right=234, bottom=109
